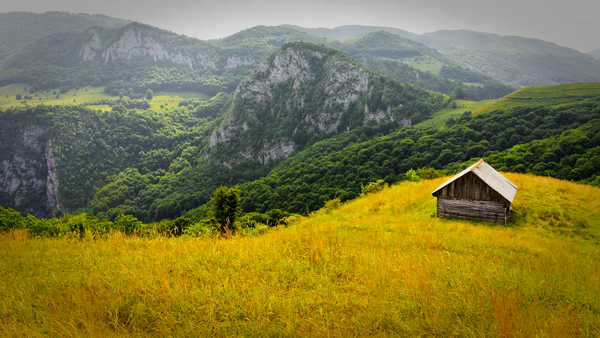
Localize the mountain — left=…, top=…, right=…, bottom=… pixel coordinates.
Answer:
left=0, top=11, right=129, bottom=64
left=0, top=22, right=239, bottom=94
left=336, top=31, right=513, bottom=99
left=420, top=30, right=600, bottom=87
left=0, top=42, right=444, bottom=219
left=282, top=24, right=419, bottom=42
left=209, top=42, right=445, bottom=165
left=589, top=48, right=600, bottom=60
left=237, top=83, right=600, bottom=213
left=285, top=24, right=600, bottom=88
left=0, top=22, right=509, bottom=100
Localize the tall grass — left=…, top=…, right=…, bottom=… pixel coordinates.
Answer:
left=0, top=173, right=598, bottom=336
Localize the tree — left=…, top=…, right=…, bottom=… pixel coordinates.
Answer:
left=15, top=94, right=22, bottom=100
left=210, top=186, right=241, bottom=233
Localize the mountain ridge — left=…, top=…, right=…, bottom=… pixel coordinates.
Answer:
left=209, top=42, right=445, bottom=166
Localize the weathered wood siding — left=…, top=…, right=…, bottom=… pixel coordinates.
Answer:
left=435, top=172, right=507, bottom=203
left=437, top=198, right=508, bottom=222
left=434, top=172, right=511, bottom=222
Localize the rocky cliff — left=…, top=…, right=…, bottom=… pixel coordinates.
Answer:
left=210, top=42, right=444, bottom=165
left=79, top=24, right=214, bottom=70
left=0, top=122, right=60, bottom=217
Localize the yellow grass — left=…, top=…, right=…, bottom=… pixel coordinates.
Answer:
left=0, top=173, right=599, bottom=336
left=149, top=92, right=208, bottom=112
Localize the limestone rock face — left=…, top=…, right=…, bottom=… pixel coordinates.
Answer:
left=77, top=23, right=255, bottom=72
left=80, top=25, right=196, bottom=69
left=0, top=125, right=61, bottom=217
left=210, top=43, right=435, bottom=165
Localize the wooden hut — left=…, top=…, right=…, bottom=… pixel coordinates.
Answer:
left=432, top=159, right=517, bottom=223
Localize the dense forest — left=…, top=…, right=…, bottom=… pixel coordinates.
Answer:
left=237, top=97, right=600, bottom=213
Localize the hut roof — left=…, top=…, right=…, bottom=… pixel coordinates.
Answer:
left=432, top=159, right=518, bottom=203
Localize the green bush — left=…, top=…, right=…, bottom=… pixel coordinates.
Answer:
left=361, top=179, right=386, bottom=196
left=114, top=214, right=142, bottom=235
left=184, top=220, right=215, bottom=236
left=405, top=169, right=421, bottom=182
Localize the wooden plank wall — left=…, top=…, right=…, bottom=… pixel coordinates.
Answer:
left=437, top=198, right=508, bottom=223
left=436, top=172, right=506, bottom=203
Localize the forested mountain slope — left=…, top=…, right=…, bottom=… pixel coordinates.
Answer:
left=0, top=42, right=443, bottom=220
left=420, top=30, right=600, bottom=87
left=210, top=42, right=445, bottom=165
left=337, top=31, right=513, bottom=99
left=589, top=49, right=600, bottom=60
left=0, top=19, right=511, bottom=101
left=236, top=83, right=600, bottom=213
left=285, top=24, right=600, bottom=88
left=282, top=24, right=420, bottom=42
left=1, top=22, right=235, bottom=94
left=0, top=11, right=129, bottom=64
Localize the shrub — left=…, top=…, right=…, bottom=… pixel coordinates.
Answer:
left=405, top=169, right=421, bottom=182
left=415, top=167, right=445, bottom=179
left=172, top=216, right=193, bottom=236
left=0, top=206, right=25, bottom=232
left=361, top=179, right=386, bottom=196
left=184, top=219, right=215, bottom=236
left=324, top=198, right=341, bottom=213
left=114, top=214, right=142, bottom=235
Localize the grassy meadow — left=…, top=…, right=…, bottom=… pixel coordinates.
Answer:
left=415, top=99, right=495, bottom=129
left=0, top=84, right=111, bottom=109
left=0, top=173, right=599, bottom=336
left=474, top=82, right=600, bottom=114
left=0, top=84, right=208, bottom=112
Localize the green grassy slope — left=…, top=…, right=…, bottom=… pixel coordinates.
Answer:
left=475, top=82, right=600, bottom=113
left=0, top=174, right=598, bottom=336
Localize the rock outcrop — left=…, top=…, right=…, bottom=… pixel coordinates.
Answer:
left=0, top=125, right=61, bottom=216
left=210, top=42, right=443, bottom=165
left=77, top=23, right=261, bottom=72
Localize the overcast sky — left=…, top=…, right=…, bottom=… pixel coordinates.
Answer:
left=1, top=0, right=597, bottom=52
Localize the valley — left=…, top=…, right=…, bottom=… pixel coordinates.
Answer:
left=0, top=9, right=599, bottom=336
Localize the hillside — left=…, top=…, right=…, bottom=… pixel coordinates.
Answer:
left=210, top=42, right=445, bottom=165
left=282, top=24, right=420, bottom=42
left=237, top=83, right=600, bottom=213
left=0, top=93, right=230, bottom=217
left=0, top=174, right=598, bottom=335
left=589, top=48, right=600, bottom=60
left=0, top=41, right=445, bottom=220
left=0, top=11, right=129, bottom=64
left=285, top=24, right=600, bottom=88
left=337, top=31, right=513, bottom=99
left=0, top=21, right=510, bottom=100
left=0, top=22, right=234, bottom=95
left=421, top=30, right=600, bottom=87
